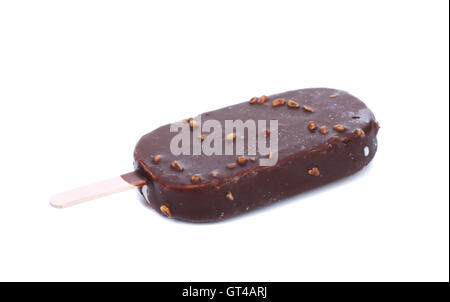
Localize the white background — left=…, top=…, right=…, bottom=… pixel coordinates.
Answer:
left=0, top=0, right=448, bottom=281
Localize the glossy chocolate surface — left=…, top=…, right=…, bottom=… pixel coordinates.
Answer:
left=134, top=88, right=379, bottom=222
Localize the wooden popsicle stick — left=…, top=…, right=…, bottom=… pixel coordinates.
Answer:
left=49, top=171, right=146, bottom=208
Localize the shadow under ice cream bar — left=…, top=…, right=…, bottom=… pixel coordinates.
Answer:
left=50, top=88, right=379, bottom=222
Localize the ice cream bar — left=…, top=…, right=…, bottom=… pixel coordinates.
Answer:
left=134, top=88, right=379, bottom=222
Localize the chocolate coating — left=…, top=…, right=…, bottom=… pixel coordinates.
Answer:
left=134, top=88, right=379, bottom=222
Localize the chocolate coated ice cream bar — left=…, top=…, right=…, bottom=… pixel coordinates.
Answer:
left=133, top=88, right=379, bottom=222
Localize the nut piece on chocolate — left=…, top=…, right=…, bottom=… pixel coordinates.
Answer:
left=170, top=161, right=184, bottom=171
left=160, top=205, right=172, bottom=218
left=191, top=174, right=201, bottom=183
left=237, top=156, right=247, bottom=165
left=355, top=128, right=365, bottom=137
left=226, top=133, right=236, bottom=141
left=249, top=97, right=258, bottom=104
left=319, top=126, right=328, bottom=135
left=272, top=98, right=286, bottom=107
left=257, top=95, right=269, bottom=103
left=153, top=155, right=162, bottom=164
left=227, top=163, right=237, bottom=169
left=308, top=121, right=318, bottom=131
left=308, top=167, right=320, bottom=176
left=333, top=124, right=346, bottom=132
left=303, top=105, right=314, bottom=113
left=287, top=100, right=300, bottom=108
